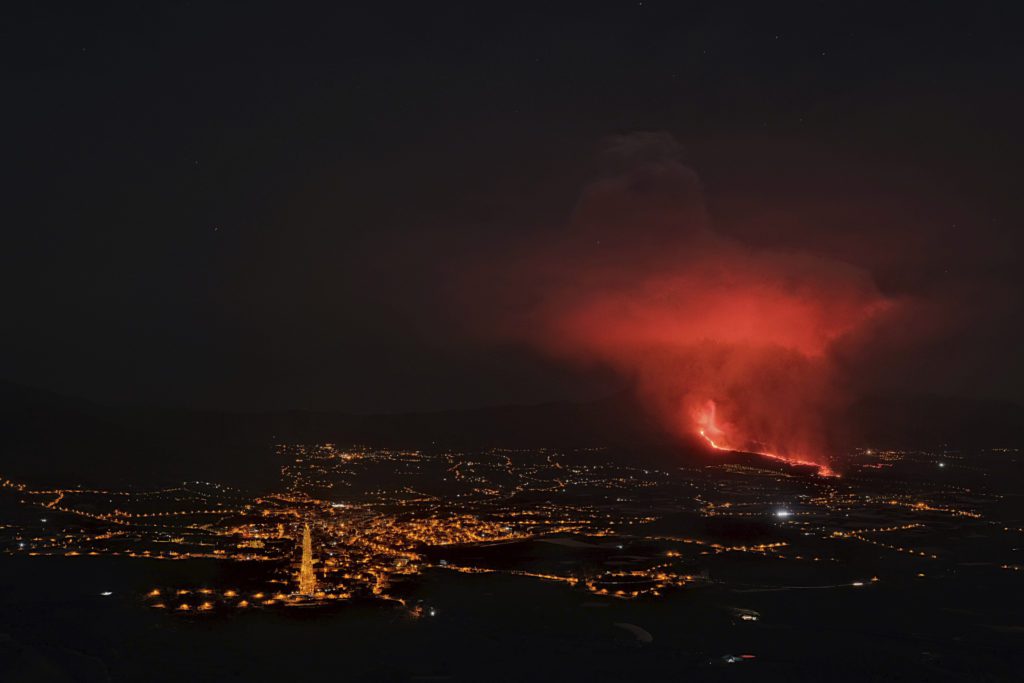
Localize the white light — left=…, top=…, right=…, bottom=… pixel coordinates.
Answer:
left=40, top=518, right=47, bottom=523
left=851, top=581, right=864, bottom=587
left=775, top=510, right=792, bottom=518
left=938, top=462, right=945, bottom=468
left=100, top=591, right=113, bottom=596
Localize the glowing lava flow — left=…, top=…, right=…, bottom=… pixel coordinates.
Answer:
left=695, top=401, right=837, bottom=478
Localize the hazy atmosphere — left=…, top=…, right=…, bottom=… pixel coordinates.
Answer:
left=3, top=3, right=1023, bottom=682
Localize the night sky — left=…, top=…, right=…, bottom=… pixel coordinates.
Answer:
left=4, top=1, right=1023, bottom=413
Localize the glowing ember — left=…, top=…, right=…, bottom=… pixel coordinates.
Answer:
left=696, top=400, right=837, bottom=477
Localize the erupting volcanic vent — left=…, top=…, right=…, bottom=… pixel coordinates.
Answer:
left=695, top=399, right=727, bottom=450
left=696, top=399, right=836, bottom=477
left=465, top=133, right=899, bottom=475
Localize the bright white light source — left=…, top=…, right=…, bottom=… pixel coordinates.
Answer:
left=100, top=591, right=113, bottom=596
left=938, top=462, right=945, bottom=468
left=775, top=510, right=792, bottom=518
left=851, top=581, right=864, bottom=587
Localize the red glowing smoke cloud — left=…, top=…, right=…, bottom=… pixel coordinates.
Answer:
left=468, top=134, right=899, bottom=474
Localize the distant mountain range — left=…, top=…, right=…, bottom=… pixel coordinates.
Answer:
left=0, top=381, right=666, bottom=488
left=1, top=380, right=1021, bottom=488
left=847, top=393, right=1024, bottom=450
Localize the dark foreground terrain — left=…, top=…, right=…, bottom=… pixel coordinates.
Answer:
left=1, top=441, right=1022, bottom=682
left=1, top=551, right=1022, bottom=683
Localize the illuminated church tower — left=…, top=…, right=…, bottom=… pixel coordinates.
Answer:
left=298, top=522, right=317, bottom=595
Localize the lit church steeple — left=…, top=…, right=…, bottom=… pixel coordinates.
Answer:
left=298, top=522, right=317, bottom=595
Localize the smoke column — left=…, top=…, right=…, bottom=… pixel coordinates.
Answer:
left=467, top=134, right=898, bottom=475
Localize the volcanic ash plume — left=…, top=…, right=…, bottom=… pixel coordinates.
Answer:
left=471, top=134, right=897, bottom=475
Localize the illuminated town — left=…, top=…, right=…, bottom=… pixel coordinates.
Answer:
left=3, top=443, right=1019, bottom=623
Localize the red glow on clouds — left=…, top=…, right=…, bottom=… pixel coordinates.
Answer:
left=466, top=134, right=900, bottom=475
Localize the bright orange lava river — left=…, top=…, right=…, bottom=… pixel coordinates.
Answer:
left=696, top=401, right=837, bottom=478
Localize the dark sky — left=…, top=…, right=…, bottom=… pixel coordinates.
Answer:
left=3, top=1, right=1023, bottom=412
